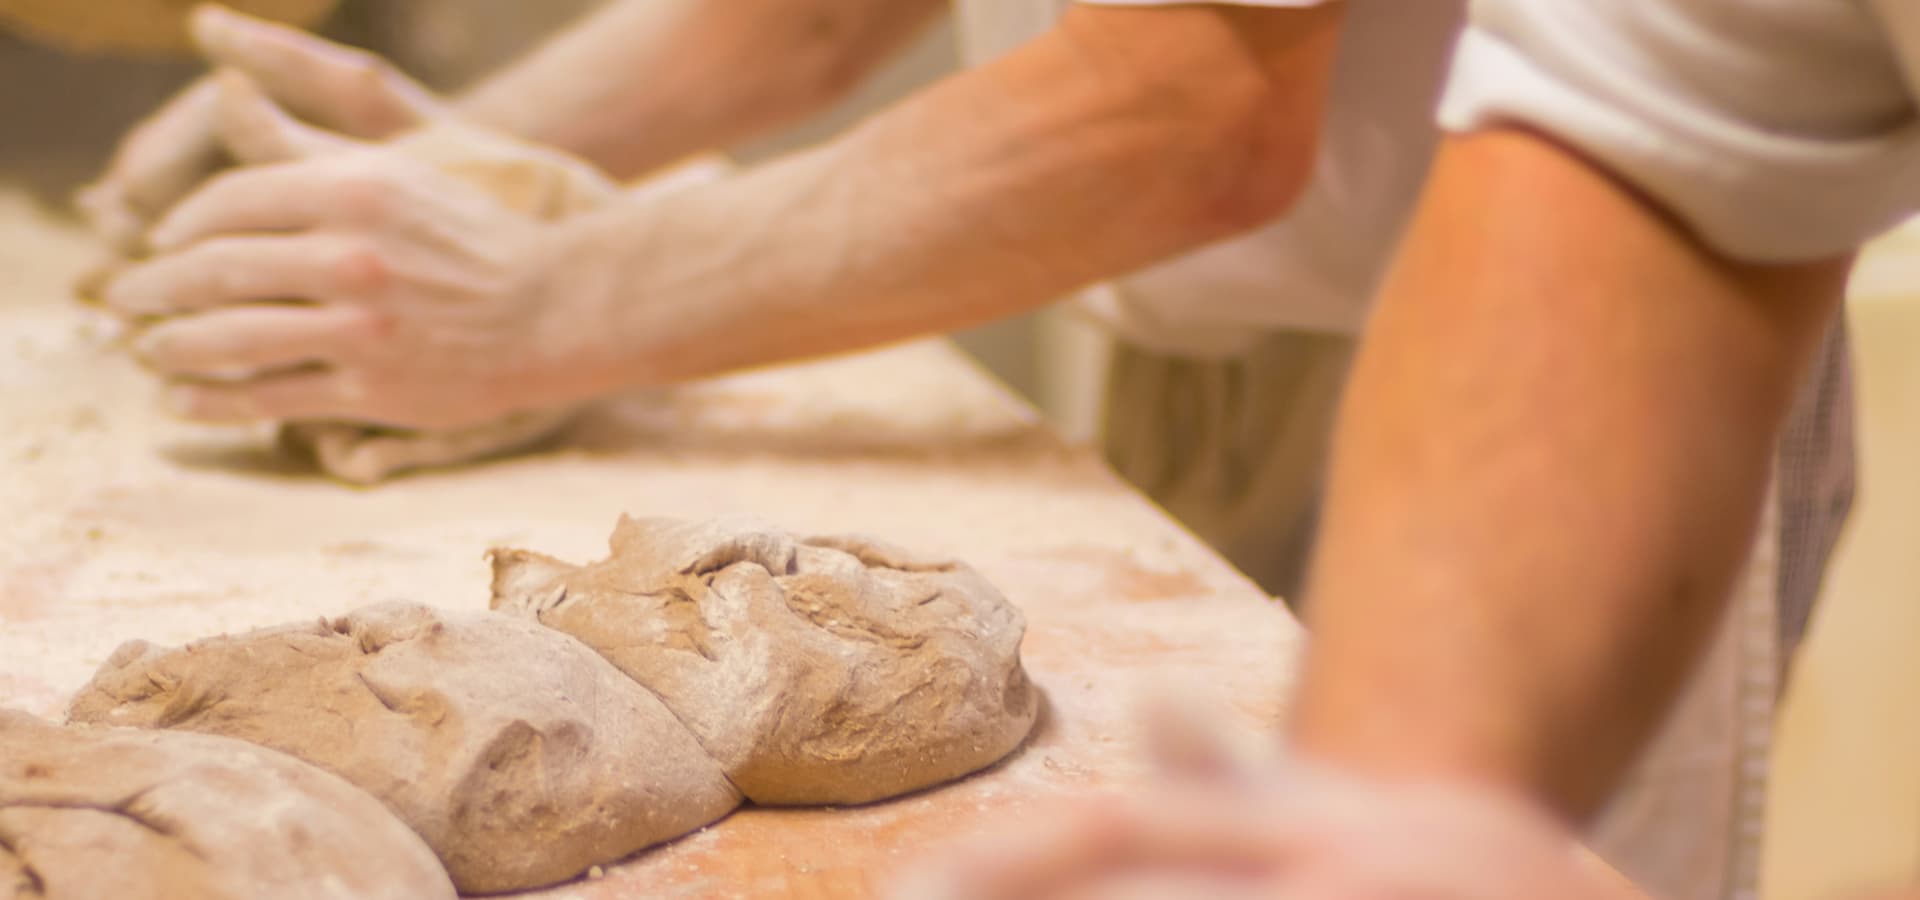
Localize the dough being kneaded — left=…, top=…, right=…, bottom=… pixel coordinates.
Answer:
left=0, top=708, right=453, bottom=900
left=65, top=603, right=740, bottom=895
left=490, top=515, right=1040, bottom=806
left=274, top=121, right=620, bottom=485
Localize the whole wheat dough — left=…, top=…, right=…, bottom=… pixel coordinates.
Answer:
left=274, top=121, right=622, bottom=485
left=65, top=603, right=740, bottom=894
left=0, top=708, right=453, bottom=900
left=490, top=516, right=1039, bottom=805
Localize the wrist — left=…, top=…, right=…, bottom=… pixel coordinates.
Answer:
left=523, top=209, right=657, bottom=400
left=531, top=186, right=726, bottom=399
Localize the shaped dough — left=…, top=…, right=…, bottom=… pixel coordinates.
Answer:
left=490, top=516, right=1040, bottom=805
left=65, top=603, right=739, bottom=894
left=0, top=709, right=453, bottom=900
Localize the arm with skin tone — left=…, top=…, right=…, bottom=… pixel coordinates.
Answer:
left=1288, top=129, right=1853, bottom=816
left=79, top=0, right=940, bottom=249
left=109, top=4, right=1345, bottom=428
left=536, top=3, right=1345, bottom=394
left=456, top=0, right=948, bottom=179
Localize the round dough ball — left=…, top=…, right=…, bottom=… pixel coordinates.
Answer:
left=490, top=516, right=1040, bottom=806
left=0, top=0, right=339, bottom=56
left=66, top=604, right=741, bottom=894
left=0, top=709, right=454, bottom=900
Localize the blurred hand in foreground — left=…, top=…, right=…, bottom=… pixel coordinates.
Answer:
left=889, top=705, right=1647, bottom=900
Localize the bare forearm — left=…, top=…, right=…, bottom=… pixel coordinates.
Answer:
left=457, top=0, right=943, bottom=179
left=547, top=4, right=1341, bottom=391
left=1289, top=131, right=1851, bottom=817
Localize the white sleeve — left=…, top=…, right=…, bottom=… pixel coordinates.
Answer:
left=1438, top=0, right=1920, bottom=263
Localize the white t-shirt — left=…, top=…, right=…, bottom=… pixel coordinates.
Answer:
left=1440, top=0, right=1920, bottom=263
left=953, top=0, right=1464, bottom=355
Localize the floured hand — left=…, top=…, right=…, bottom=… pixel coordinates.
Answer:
left=76, top=4, right=443, bottom=261
left=889, top=704, right=1646, bottom=900
left=100, top=69, right=631, bottom=481
left=104, top=73, right=622, bottom=429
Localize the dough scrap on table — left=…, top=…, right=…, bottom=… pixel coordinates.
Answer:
left=65, top=603, right=740, bottom=895
left=491, top=515, right=1041, bottom=805
left=0, top=708, right=453, bottom=900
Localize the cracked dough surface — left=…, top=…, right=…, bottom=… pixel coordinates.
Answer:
left=64, top=603, right=739, bottom=895
left=56, top=518, right=1036, bottom=891
left=0, top=708, right=452, bottom=900
left=491, top=515, right=1040, bottom=805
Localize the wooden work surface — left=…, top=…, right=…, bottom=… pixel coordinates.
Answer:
left=0, top=194, right=1305, bottom=897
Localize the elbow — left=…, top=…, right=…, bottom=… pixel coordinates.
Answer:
left=760, top=9, right=911, bottom=123
left=779, top=51, right=870, bottom=120
left=1088, top=65, right=1328, bottom=245
left=1190, top=110, right=1320, bottom=237
left=1098, top=15, right=1338, bottom=241
left=1171, top=67, right=1328, bottom=239
left=1046, top=1, right=1343, bottom=244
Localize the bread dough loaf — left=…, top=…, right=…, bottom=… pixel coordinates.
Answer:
left=490, top=516, right=1039, bottom=805
left=276, top=122, right=621, bottom=485
left=0, top=0, right=338, bottom=56
left=0, top=708, right=453, bottom=900
left=65, top=603, right=740, bottom=894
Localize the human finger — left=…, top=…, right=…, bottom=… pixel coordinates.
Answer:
left=213, top=68, right=360, bottom=165
left=133, top=304, right=370, bottom=380
left=104, top=234, right=381, bottom=318
left=75, top=77, right=226, bottom=250
left=146, top=159, right=396, bottom=251
left=191, top=3, right=439, bottom=138
left=164, top=367, right=361, bottom=423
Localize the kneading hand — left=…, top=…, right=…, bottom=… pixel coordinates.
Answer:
left=100, top=74, right=619, bottom=432
left=77, top=4, right=443, bottom=258
left=890, top=707, right=1646, bottom=900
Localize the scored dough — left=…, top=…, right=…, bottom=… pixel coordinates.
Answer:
left=65, top=603, right=741, bottom=895
left=0, top=708, right=453, bottom=900
left=490, top=516, right=1040, bottom=805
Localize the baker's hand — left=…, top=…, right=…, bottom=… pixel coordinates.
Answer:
left=890, top=708, right=1646, bottom=900
left=78, top=3, right=442, bottom=255
left=100, top=79, right=610, bottom=431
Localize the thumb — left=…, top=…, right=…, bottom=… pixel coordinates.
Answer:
left=191, top=3, right=441, bottom=139
left=213, top=68, right=360, bottom=165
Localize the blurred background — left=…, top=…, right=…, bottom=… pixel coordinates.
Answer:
left=1, top=4, right=1914, bottom=898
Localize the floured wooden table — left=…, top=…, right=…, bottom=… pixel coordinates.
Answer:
left=0, top=192, right=1304, bottom=898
